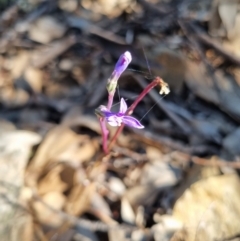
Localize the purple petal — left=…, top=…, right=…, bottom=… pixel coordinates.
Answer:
left=119, top=98, right=128, bottom=114
left=122, top=116, right=144, bottom=129
left=114, top=51, right=132, bottom=75
left=101, top=111, right=115, bottom=118
left=106, top=115, right=123, bottom=127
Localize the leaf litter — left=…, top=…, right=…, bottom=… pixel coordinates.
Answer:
left=1, top=0, right=240, bottom=241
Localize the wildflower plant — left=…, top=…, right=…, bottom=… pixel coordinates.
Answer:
left=100, top=98, right=144, bottom=129
left=96, top=51, right=170, bottom=154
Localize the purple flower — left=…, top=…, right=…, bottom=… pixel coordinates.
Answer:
left=100, top=98, right=144, bottom=129
left=107, top=51, right=132, bottom=94
left=114, top=51, right=132, bottom=77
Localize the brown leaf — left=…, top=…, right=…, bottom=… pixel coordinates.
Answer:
left=32, top=192, right=66, bottom=227
left=38, top=165, right=69, bottom=195
left=65, top=182, right=96, bottom=216
left=28, top=16, right=67, bottom=44
left=185, top=61, right=240, bottom=118
left=10, top=51, right=30, bottom=79
left=0, top=129, right=41, bottom=241
left=26, top=126, right=80, bottom=187
left=173, top=174, right=240, bottom=241
left=24, top=67, right=43, bottom=93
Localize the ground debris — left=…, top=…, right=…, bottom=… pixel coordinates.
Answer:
left=0, top=0, right=240, bottom=240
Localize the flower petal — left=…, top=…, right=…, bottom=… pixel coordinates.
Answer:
left=106, top=115, right=122, bottom=127
left=119, top=98, right=128, bottom=114
left=101, top=111, right=115, bottom=118
left=122, top=116, right=144, bottom=129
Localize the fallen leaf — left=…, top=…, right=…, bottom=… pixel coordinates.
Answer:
left=26, top=126, right=81, bottom=187
left=38, top=165, right=69, bottom=195
left=65, top=182, right=95, bottom=216
left=0, top=129, right=41, bottom=241
left=173, top=174, right=240, bottom=241
left=24, top=66, right=43, bottom=93
left=28, top=16, right=67, bottom=44
left=32, top=191, right=66, bottom=227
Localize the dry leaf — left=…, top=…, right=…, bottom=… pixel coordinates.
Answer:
left=32, top=191, right=66, bottom=227
left=27, top=126, right=80, bottom=186
left=24, top=66, right=43, bottom=93
left=58, top=137, right=98, bottom=164
left=209, top=0, right=240, bottom=56
left=65, top=182, right=96, bottom=216
left=140, top=161, right=180, bottom=188
left=0, top=129, right=41, bottom=241
left=58, top=0, right=78, bottom=12
left=121, top=197, right=135, bottom=225
left=11, top=51, right=30, bottom=79
left=108, top=229, right=127, bottom=241
left=0, top=87, right=29, bottom=107
left=81, top=0, right=134, bottom=18
left=29, top=16, right=67, bottom=44
left=173, top=174, right=240, bottom=241
left=152, top=48, right=186, bottom=93
left=185, top=61, right=240, bottom=118
left=152, top=215, right=182, bottom=241
left=38, top=165, right=69, bottom=195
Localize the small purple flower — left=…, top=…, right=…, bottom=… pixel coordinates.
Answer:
left=107, top=51, right=132, bottom=94
left=114, top=51, right=132, bottom=77
left=100, top=98, right=144, bottom=129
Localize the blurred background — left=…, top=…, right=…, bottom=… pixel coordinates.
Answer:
left=1, top=0, right=240, bottom=240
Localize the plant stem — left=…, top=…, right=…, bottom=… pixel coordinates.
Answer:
left=107, top=93, right=114, bottom=110
left=99, top=91, right=116, bottom=153
left=99, top=117, right=109, bottom=154
left=108, top=77, right=162, bottom=150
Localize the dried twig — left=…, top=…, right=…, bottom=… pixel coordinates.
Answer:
left=192, top=156, right=240, bottom=169
left=33, top=193, right=137, bottom=232
left=134, top=75, right=192, bottom=134
left=66, top=15, right=126, bottom=45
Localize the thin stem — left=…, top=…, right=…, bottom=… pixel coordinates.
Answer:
left=108, top=77, right=162, bottom=150
left=99, top=92, right=116, bottom=154
left=99, top=117, right=109, bottom=154
left=107, top=93, right=114, bottom=110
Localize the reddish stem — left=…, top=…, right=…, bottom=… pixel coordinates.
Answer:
left=99, top=117, right=109, bottom=154
left=99, top=92, right=115, bottom=154
left=108, top=77, right=162, bottom=150
left=107, top=93, right=114, bottom=110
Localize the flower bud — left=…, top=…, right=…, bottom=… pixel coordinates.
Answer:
left=107, top=51, right=132, bottom=94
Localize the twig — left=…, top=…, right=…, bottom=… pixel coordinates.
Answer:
left=32, top=193, right=137, bottom=232
left=135, top=75, right=192, bottom=134
left=192, top=156, right=240, bottom=169
left=112, top=146, right=148, bottom=162
left=66, top=15, right=126, bottom=45
left=130, top=129, right=217, bottom=155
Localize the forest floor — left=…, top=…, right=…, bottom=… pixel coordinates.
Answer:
left=1, top=0, right=240, bottom=241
